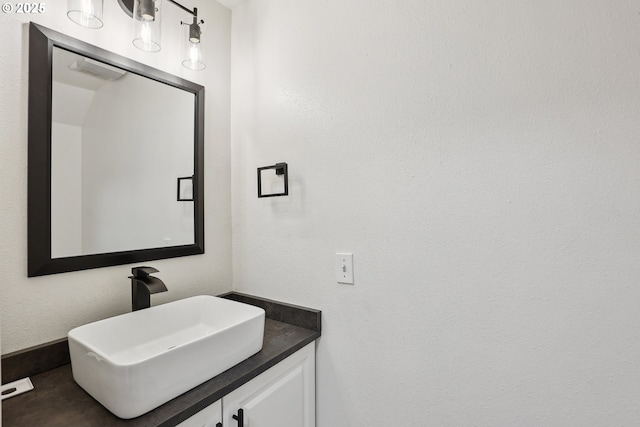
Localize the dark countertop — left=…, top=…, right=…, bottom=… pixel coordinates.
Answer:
left=2, top=293, right=321, bottom=427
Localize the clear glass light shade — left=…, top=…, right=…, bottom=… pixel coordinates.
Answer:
left=182, top=28, right=205, bottom=71
left=67, top=0, right=103, bottom=29
left=133, top=0, right=161, bottom=52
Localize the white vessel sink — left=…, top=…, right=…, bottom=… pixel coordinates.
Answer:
left=68, top=295, right=265, bottom=419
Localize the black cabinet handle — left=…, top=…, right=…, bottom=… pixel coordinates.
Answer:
left=216, top=423, right=222, bottom=427
left=232, top=408, right=244, bottom=426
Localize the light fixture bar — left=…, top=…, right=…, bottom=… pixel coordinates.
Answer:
left=167, top=0, right=195, bottom=16
left=117, top=0, right=196, bottom=17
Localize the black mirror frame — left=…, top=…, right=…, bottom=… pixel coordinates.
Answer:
left=27, top=23, right=205, bottom=277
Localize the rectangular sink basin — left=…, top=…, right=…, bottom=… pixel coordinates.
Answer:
left=68, top=295, right=265, bottom=419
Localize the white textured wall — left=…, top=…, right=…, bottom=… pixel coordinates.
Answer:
left=0, top=1, right=232, bottom=354
left=51, top=121, right=83, bottom=257
left=230, top=1, right=640, bottom=425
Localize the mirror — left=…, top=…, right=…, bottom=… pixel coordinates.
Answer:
left=28, top=23, right=204, bottom=277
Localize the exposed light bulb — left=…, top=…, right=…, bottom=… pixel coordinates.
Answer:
left=189, top=43, right=198, bottom=62
left=182, top=38, right=204, bottom=70
left=80, top=0, right=94, bottom=24
left=141, top=22, right=151, bottom=42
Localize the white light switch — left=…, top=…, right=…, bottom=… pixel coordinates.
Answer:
left=336, top=253, right=354, bottom=284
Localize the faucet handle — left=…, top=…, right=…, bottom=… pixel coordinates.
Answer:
left=130, top=266, right=159, bottom=278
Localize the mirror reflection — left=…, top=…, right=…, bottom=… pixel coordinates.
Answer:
left=28, top=23, right=204, bottom=277
left=50, top=47, right=195, bottom=258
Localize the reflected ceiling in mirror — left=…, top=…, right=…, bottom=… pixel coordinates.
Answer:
left=28, top=23, right=204, bottom=277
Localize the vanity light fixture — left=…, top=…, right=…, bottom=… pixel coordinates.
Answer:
left=66, top=0, right=205, bottom=70
left=182, top=12, right=205, bottom=70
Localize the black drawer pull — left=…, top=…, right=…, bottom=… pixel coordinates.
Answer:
left=232, top=408, right=244, bottom=426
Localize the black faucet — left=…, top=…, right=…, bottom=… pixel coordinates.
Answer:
left=129, top=266, right=168, bottom=311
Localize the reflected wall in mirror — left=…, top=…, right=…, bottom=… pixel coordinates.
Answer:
left=28, top=23, right=205, bottom=277
left=51, top=48, right=195, bottom=257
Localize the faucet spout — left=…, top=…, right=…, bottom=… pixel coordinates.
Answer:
left=129, top=266, right=168, bottom=311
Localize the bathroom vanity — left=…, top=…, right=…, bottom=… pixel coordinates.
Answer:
left=1, top=293, right=321, bottom=427
left=178, top=342, right=315, bottom=427
left=18, top=22, right=319, bottom=427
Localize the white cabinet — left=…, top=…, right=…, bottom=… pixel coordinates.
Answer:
left=180, top=341, right=315, bottom=427
left=223, top=341, right=315, bottom=427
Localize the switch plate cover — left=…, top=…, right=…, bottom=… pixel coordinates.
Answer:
left=336, top=253, right=354, bottom=284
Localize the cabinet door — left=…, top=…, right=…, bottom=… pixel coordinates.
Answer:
left=223, top=341, right=315, bottom=427
left=176, top=399, right=222, bottom=427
